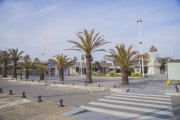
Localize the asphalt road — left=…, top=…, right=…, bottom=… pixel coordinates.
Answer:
left=0, top=78, right=109, bottom=106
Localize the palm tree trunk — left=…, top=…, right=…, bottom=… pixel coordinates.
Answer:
left=13, top=62, right=17, bottom=78
left=121, top=67, right=129, bottom=85
left=59, top=68, right=64, bottom=81
left=3, top=61, right=8, bottom=78
left=40, top=73, right=44, bottom=80
left=25, top=69, right=29, bottom=79
left=85, top=54, right=92, bottom=83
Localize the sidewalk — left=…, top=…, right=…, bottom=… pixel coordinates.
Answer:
left=0, top=92, right=74, bottom=120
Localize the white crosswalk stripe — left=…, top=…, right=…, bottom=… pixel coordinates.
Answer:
left=80, top=93, right=174, bottom=120
left=105, top=96, right=172, bottom=104
left=110, top=94, right=171, bottom=101
left=98, top=98, right=173, bottom=109
left=89, top=102, right=174, bottom=116
left=119, top=92, right=171, bottom=98
left=81, top=106, right=168, bottom=120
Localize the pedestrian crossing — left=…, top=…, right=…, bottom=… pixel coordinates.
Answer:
left=80, top=92, right=174, bottom=120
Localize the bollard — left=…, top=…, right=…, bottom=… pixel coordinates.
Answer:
left=45, top=81, right=47, bottom=83
left=85, top=83, right=87, bottom=86
left=38, top=95, right=42, bottom=102
left=38, top=80, right=40, bottom=83
left=0, top=88, right=2, bottom=93
left=32, top=80, right=33, bottom=82
left=114, top=85, right=116, bottom=88
left=59, top=99, right=64, bottom=107
left=98, top=84, right=100, bottom=87
left=175, top=86, right=179, bottom=92
left=16, top=78, right=17, bottom=80
left=53, top=81, right=56, bottom=84
left=73, top=83, right=74, bottom=85
left=62, top=82, right=64, bottom=85
left=9, top=90, right=13, bottom=95
left=22, top=92, right=26, bottom=98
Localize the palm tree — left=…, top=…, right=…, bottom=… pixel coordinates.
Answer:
left=0, top=50, right=10, bottom=77
left=38, top=64, right=46, bottom=80
left=22, top=55, right=33, bottom=79
left=33, top=58, right=46, bottom=80
left=49, top=54, right=74, bottom=81
left=9, top=48, right=24, bottom=78
left=105, top=44, right=138, bottom=85
left=67, top=29, right=109, bottom=83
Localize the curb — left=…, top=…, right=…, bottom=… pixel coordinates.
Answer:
left=110, top=88, right=129, bottom=93
left=110, top=88, right=180, bottom=96
left=50, top=84, right=108, bottom=91
left=8, top=80, right=47, bottom=86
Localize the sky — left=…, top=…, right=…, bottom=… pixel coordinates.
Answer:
left=0, top=0, right=180, bottom=61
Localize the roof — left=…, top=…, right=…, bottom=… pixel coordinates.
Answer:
left=74, top=62, right=86, bottom=68
left=149, top=45, right=157, bottom=52
left=99, top=62, right=113, bottom=67
left=170, top=59, right=180, bottom=63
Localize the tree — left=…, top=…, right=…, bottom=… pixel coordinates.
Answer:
left=0, top=50, right=10, bottom=77
left=33, top=58, right=40, bottom=66
left=67, top=29, right=109, bottom=83
left=22, top=55, right=33, bottom=79
left=105, top=44, right=138, bottom=85
left=49, top=54, right=74, bottom=81
left=38, top=64, right=46, bottom=80
left=92, top=61, right=100, bottom=72
left=33, top=58, right=46, bottom=80
left=9, top=48, right=24, bottom=78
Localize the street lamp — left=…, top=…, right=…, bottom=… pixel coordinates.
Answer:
left=79, top=50, right=83, bottom=77
left=137, top=17, right=144, bottom=77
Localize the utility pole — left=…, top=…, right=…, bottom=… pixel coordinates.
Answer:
left=137, top=17, right=145, bottom=77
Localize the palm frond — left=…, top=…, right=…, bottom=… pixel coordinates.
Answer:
left=93, top=49, right=106, bottom=52
left=67, top=40, right=85, bottom=51
left=67, top=29, right=109, bottom=55
left=50, top=53, right=73, bottom=69
left=105, top=44, right=138, bottom=68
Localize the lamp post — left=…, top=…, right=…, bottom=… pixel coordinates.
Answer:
left=137, top=17, right=144, bottom=77
left=79, top=50, right=83, bottom=77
